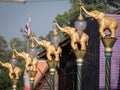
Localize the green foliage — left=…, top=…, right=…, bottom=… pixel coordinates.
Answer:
left=0, top=36, right=25, bottom=89
left=0, top=69, right=11, bottom=89
left=70, top=0, right=120, bottom=13
left=57, top=0, right=120, bottom=24
left=45, top=30, right=53, bottom=41
left=46, top=0, right=120, bottom=41
left=0, top=35, right=8, bottom=61
left=9, top=37, right=26, bottom=52
left=0, top=35, right=8, bottom=49
left=52, top=0, right=120, bottom=40
left=0, top=0, right=120, bottom=89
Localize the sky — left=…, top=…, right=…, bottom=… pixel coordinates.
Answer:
left=0, top=0, right=71, bottom=42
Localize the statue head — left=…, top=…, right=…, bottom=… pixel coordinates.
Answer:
left=62, top=26, right=76, bottom=35
left=90, top=10, right=105, bottom=20
left=40, top=40, right=51, bottom=47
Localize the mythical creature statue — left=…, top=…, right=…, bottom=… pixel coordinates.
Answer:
left=54, top=20, right=89, bottom=51
left=80, top=5, right=118, bottom=38
left=32, top=37, right=62, bottom=61
left=0, top=61, right=21, bottom=79
left=13, top=49, right=38, bottom=72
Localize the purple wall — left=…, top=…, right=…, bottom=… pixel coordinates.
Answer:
left=99, top=14, right=120, bottom=89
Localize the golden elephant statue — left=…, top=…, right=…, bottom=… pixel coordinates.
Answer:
left=13, top=49, right=38, bottom=72
left=32, top=37, right=62, bottom=61
left=0, top=61, right=21, bottom=80
left=54, top=20, right=89, bottom=51
left=80, top=5, right=118, bottom=38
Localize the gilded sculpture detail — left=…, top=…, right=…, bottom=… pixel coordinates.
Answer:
left=54, top=20, right=89, bottom=51
left=0, top=61, right=21, bottom=80
left=13, top=49, right=38, bottom=72
left=80, top=5, right=118, bottom=38
left=32, top=36, right=62, bottom=61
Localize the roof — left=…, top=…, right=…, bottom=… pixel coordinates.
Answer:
left=112, top=9, right=120, bottom=14
left=34, top=61, right=48, bottom=87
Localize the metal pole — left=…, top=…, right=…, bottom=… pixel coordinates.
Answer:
left=29, top=71, right=33, bottom=90
left=48, top=60, right=57, bottom=90
left=50, top=71, right=55, bottom=90
left=105, top=51, right=112, bottom=90
left=77, top=61, right=83, bottom=90
left=12, top=86, right=16, bottom=90
left=101, top=37, right=117, bottom=90
left=29, top=70, right=37, bottom=90
left=75, top=50, right=86, bottom=90
left=30, top=79, right=34, bottom=90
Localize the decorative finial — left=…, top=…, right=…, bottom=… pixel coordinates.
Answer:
left=78, top=0, right=84, bottom=20
left=12, top=52, right=16, bottom=58
left=53, top=30, right=58, bottom=36
left=78, top=14, right=84, bottom=20
left=31, top=38, right=35, bottom=48
left=31, top=33, right=35, bottom=37
left=53, top=19, right=58, bottom=36
left=53, top=18, right=56, bottom=23
left=12, top=44, right=16, bottom=58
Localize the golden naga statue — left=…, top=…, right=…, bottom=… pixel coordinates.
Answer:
left=80, top=5, right=118, bottom=38
left=32, top=37, right=62, bottom=61
left=0, top=61, right=21, bottom=80
left=13, top=49, right=38, bottom=72
left=54, top=20, right=89, bottom=51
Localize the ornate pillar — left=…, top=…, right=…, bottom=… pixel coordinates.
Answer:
left=101, top=37, right=117, bottom=90
left=74, top=50, right=86, bottom=90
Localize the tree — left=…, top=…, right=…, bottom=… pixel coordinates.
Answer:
left=70, top=0, right=120, bottom=11
left=0, top=35, right=8, bottom=61
left=56, top=0, right=120, bottom=27
left=0, top=36, right=25, bottom=90
left=9, top=37, right=26, bottom=51
left=0, top=35, right=11, bottom=89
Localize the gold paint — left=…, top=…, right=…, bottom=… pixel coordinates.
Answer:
left=31, top=71, right=37, bottom=78
left=53, top=30, right=58, bottom=36
left=13, top=48, right=38, bottom=72
left=50, top=68, right=56, bottom=72
left=31, top=39, right=35, bottom=48
left=76, top=58, right=83, bottom=62
left=53, top=20, right=58, bottom=36
left=13, top=85, right=17, bottom=89
left=80, top=5, right=118, bottom=38
left=30, top=77, right=34, bottom=81
left=12, top=52, right=16, bottom=58
left=12, top=79, right=18, bottom=89
left=105, top=47, right=112, bottom=52
left=74, top=50, right=86, bottom=58
left=12, top=44, right=16, bottom=58
left=78, top=14, right=84, bottom=20
left=32, top=36, right=62, bottom=61
left=0, top=61, right=21, bottom=80
left=48, top=61, right=58, bottom=68
left=54, top=20, right=89, bottom=50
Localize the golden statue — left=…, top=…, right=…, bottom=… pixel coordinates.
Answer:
left=54, top=20, right=89, bottom=51
left=0, top=61, right=21, bottom=80
left=32, top=37, right=62, bottom=61
left=13, top=49, right=38, bottom=72
left=80, top=5, right=118, bottom=38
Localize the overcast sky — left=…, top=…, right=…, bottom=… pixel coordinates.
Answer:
left=0, top=0, right=70, bottom=42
